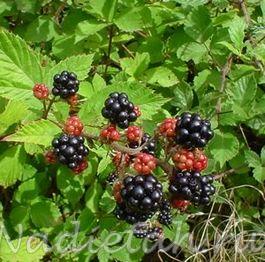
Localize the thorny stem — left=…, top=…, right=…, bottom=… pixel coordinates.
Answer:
left=42, top=96, right=56, bottom=119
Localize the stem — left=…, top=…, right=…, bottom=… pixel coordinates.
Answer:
left=42, top=96, right=56, bottom=119
left=104, top=25, right=114, bottom=79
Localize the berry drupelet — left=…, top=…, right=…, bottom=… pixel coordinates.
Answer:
left=52, top=71, right=79, bottom=99
left=33, top=83, right=49, bottom=100
left=158, top=199, right=172, bottom=225
left=120, top=174, right=163, bottom=216
left=101, top=92, right=138, bottom=129
left=52, top=134, right=89, bottom=171
left=175, top=112, right=214, bottom=148
left=133, top=223, right=163, bottom=241
left=169, top=170, right=215, bottom=205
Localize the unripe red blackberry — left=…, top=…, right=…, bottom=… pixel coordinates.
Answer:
left=113, top=182, right=123, bottom=204
left=172, top=148, right=207, bottom=172
left=67, top=94, right=78, bottom=107
left=44, top=150, right=57, bottom=164
left=159, top=118, right=177, bottom=138
left=101, top=92, right=138, bottom=129
left=133, top=153, right=157, bottom=175
left=72, top=160, right=88, bottom=174
left=52, top=134, right=89, bottom=172
left=100, top=125, right=120, bottom=142
left=126, top=126, right=142, bottom=143
left=33, top=83, right=49, bottom=100
left=52, top=71, right=79, bottom=99
left=175, top=112, right=214, bottom=148
left=64, top=115, right=84, bottom=136
left=112, top=152, right=130, bottom=167
left=169, top=170, right=215, bottom=205
left=133, top=106, right=141, bottom=117
left=171, top=198, right=191, bottom=211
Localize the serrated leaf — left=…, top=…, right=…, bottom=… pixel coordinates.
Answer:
left=85, top=182, right=103, bottom=213
left=171, top=82, right=193, bottom=110
left=89, top=0, right=117, bottom=22
left=0, top=30, right=43, bottom=89
left=143, top=66, right=179, bottom=87
left=177, top=42, right=208, bottom=63
left=253, top=166, right=265, bottom=183
left=57, top=167, right=85, bottom=207
left=120, top=52, right=150, bottom=78
left=30, top=199, right=61, bottom=228
left=0, top=145, right=26, bottom=187
left=261, top=146, right=265, bottom=165
left=0, top=100, right=28, bottom=134
left=209, top=131, right=239, bottom=167
left=99, top=190, right=116, bottom=214
left=228, top=16, right=246, bottom=51
left=5, top=120, right=61, bottom=147
left=245, top=150, right=261, bottom=168
left=45, top=54, right=94, bottom=86
left=0, top=237, right=47, bottom=262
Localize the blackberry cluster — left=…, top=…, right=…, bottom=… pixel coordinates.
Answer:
left=158, top=199, right=172, bottom=225
left=101, top=92, right=137, bottom=129
left=133, top=223, right=163, bottom=241
left=106, top=172, right=118, bottom=185
left=175, top=112, right=214, bottom=148
left=169, top=171, right=215, bottom=205
left=129, top=133, right=156, bottom=156
left=120, top=175, right=163, bottom=214
left=52, top=134, right=89, bottom=170
left=114, top=203, right=154, bottom=224
left=52, top=71, right=79, bottom=98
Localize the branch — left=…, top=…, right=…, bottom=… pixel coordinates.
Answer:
left=215, top=54, right=233, bottom=122
left=238, top=0, right=251, bottom=26
left=104, top=25, right=115, bottom=78
left=42, top=97, right=56, bottom=119
left=213, top=168, right=235, bottom=180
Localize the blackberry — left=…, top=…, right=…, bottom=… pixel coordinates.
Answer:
left=52, top=134, right=89, bottom=171
left=133, top=223, right=163, bottom=241
left=158, top=199, right=172, bottom=225
left=169, top=170, right=215, bottom=205
left=175, top=112, right=214, bottom=148
left=101, top=92, right=138, bottom=129
left=114, top=203, right=153, bottom=224
left=52, top=71, right=79, bottom=99
left=107, top=173, right=118, bottom=185
left=129, top=133, right=157, bottom=156
left=120, top=175, right=163, bottom=215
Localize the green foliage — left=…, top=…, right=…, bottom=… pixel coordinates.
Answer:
left=0, top=0, right=264, bottom=261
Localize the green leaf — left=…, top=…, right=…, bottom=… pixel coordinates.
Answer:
left=184, top=6, right=213, bottom=42
left=57, top=167, right=85, bottom=207
left=75, top=20, right=107, bottom=43
left=45, top=54, right=94, bottom=86
left=209, top=131, right=239, bottom=167
left=0, top=145, right=26, bottom=187
left=245, top=150, right=261, bottom=168
left=120, top=52, right=150, bottom=78
left=253, top=166, right=265, bottom=183
left=143, top=67, right=179, bottom=87
left=5, top=120, right=61, bottom=147
left=30, top=199, right=61, bottom=228
left=228, top=16, right=246, bottom=51
left=25, top=16, right=58, bottom=43
left=79, top=208, right=97, bottom=233
left=85, top=181, right=103, bottom=213
left=0, top=100, right=28, bottom=134
left=99, top=190, right=116, bottom=214
left=9, top=205, right=31, bottom=232
left=171, top=82, right=194, bottom=110
left=89, top=0, right=117, bottom=22
left=0, top=30, right=43, bottom=88
left=261, top=146, right=265, bottom=165
left=177, top=42, right=208, bottom=63
left=0, top=237, right=47, bottom=262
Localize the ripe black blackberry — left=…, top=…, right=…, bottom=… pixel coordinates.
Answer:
left=114, top=203, right=153, bottom=224
left=101, top=92, right=137, bottom=129
left=120, top=174, right=163, bottom=215
left=52, top=71, right=79, bottom=98
left=133, top=223, right=163, bottom=241
left=169, top=170, right=215, bottom=205
left=158, top=199, right=172, bottom=225
left=106, top=172, right=118, bottom=185
left=129, top=133, right=157, bottom=156
left=52, top=134, right=89, bottom=170
left=175, top=112, right=214, bottom=148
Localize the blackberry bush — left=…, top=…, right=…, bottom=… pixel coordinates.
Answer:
left=52, top=71, right=79, bottom=98
left=101, top=92, right=138, bottom=129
